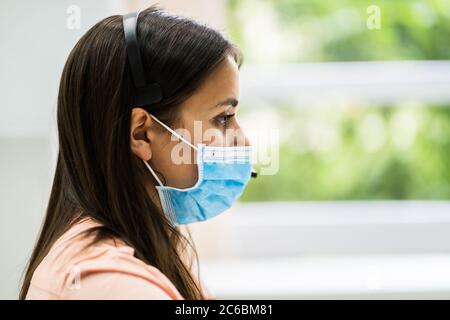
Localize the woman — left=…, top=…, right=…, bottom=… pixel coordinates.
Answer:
left=20, top=5, right=253, bottom=300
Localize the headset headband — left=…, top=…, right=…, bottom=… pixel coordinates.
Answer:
left=123, top=11, right=162, bottom=106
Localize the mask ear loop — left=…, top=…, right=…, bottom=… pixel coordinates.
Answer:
left=143, top=160, right=164, bottom=186
left=149, top=114, right=198, bottom=151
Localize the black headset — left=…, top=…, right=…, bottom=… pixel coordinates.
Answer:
left=123, top=11, right=162, bottom=106
left=123, top=11, right=258, bottom=178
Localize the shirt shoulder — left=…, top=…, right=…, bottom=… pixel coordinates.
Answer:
left=27, top=217, right=183, bottom=300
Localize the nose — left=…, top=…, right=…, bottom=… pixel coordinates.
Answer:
left=231, top=125, right=251, bottom=147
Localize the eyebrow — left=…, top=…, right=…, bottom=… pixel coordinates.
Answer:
left=211, top=97, right=239, bottom=109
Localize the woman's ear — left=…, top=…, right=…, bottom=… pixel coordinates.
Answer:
left=130, top=108, right=154, bottom=161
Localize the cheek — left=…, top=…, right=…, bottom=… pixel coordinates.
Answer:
left=156, top=143, right=199, bottom=189
left=202, top=124, right=226, bottom=146
left=169, top=162, right=198, bottom=188
left=204, top=123, right=246, bottom=147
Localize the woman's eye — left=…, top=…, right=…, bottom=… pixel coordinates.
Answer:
left=215, top=114, right=235, bottom=127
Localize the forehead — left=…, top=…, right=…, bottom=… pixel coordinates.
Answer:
left=204, top=55, right=239, bottom=95
left=181, top=55, right=240, bottom=111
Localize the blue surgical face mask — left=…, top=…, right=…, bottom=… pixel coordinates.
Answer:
left=143, top=114, right=253, bottom=225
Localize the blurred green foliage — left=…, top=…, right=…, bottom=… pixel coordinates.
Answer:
left=226, top=0, right=450, bottom=201
left=240, top=106, right=450, bottom=201
left=227, top=0, right=450, bottom=62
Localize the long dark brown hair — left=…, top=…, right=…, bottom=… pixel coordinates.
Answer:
left=20, top=5, right=243, bottom=300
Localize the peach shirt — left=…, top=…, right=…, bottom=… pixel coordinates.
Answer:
left=26, top=217, right=185, bottom=300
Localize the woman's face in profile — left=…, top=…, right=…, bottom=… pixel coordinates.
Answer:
left=131, top=54, right=249, bottom=193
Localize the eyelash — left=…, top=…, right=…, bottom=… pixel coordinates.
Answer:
left=214, top=113, right=235, bottom=127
